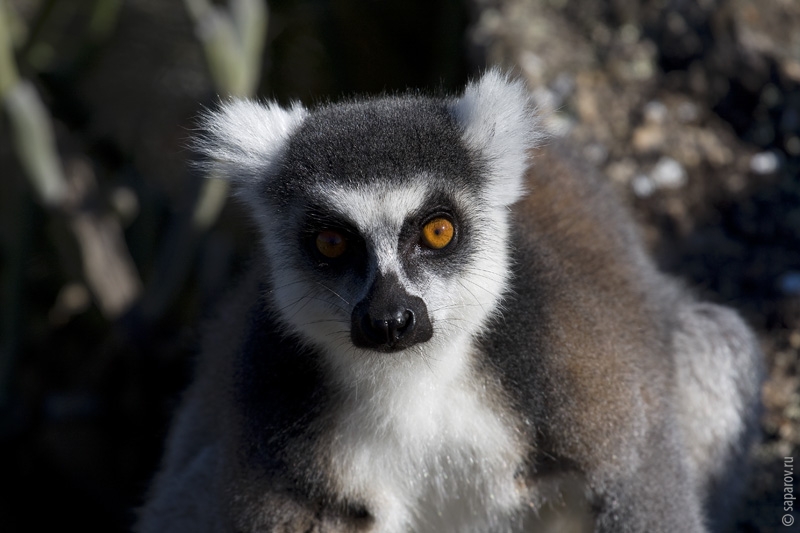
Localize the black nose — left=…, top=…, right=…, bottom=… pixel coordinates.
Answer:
left=351, top=274, right=432, bottom=352
left=359, top=308, right=415, bottom=346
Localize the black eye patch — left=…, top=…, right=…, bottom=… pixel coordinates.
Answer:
left=396, top=194, right=472, bottom=279
left=299, top=207, right=367, bottom=276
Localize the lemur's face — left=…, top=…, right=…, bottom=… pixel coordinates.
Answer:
left=256, top=100, right=513, bottom=368
left=197, top=71, right=539, bottom=375
left=264, top=179, right=509, bottom=361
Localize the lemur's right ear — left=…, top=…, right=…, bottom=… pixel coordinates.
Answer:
left=194, top=100, right=307, bottom=187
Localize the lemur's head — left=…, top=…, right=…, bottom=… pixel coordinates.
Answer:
left=198, top=70, right=541, bottom=378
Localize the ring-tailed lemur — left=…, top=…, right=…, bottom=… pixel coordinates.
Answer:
left=137, top=70, right=762, bottom=533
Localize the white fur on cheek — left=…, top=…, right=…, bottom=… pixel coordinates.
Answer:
left=260, top=220, right=355, bottom=355
left=432, top=203, right=512, bottom=347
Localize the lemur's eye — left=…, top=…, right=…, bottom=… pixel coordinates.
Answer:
left=316, top=230, right=347, bottom=258
left=421, top=217, right=454, bottom=250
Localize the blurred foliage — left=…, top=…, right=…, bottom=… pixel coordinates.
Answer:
left=0, top=0, right=469, bottom=531
left=0, top=0, right=797, bottom=531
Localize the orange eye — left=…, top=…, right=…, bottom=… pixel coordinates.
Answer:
left=316, top=230, right=347, bottom=258
left=421, top=217, right=455, bottom=250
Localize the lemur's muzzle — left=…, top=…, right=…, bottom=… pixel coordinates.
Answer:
left=351, top=273, right=433, bottom=352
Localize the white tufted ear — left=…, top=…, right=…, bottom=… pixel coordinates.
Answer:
left=450, top=69, right=543, bottom=207
left=194, top=99, right=307, bottom=188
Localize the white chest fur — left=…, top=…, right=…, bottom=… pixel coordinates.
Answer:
left=325, top=343, right=526, bottom=533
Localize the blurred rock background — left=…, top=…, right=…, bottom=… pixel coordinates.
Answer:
left=0, top=0, right=797, bottom=531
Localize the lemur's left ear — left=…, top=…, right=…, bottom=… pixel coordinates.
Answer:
left=194, top=99, right=307, bottom=189
left=450, top=69, right=543, bottom=207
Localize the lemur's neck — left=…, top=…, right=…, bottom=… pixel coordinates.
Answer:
left=323, top=335, right=526, bottom=533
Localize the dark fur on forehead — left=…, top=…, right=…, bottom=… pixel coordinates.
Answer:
left=273, top=95, right=483, bottom=195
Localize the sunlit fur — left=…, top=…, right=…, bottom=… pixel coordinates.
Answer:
left=184, top=71, right=543, bottom=532
left=138, top=70, right=762, bottom=533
